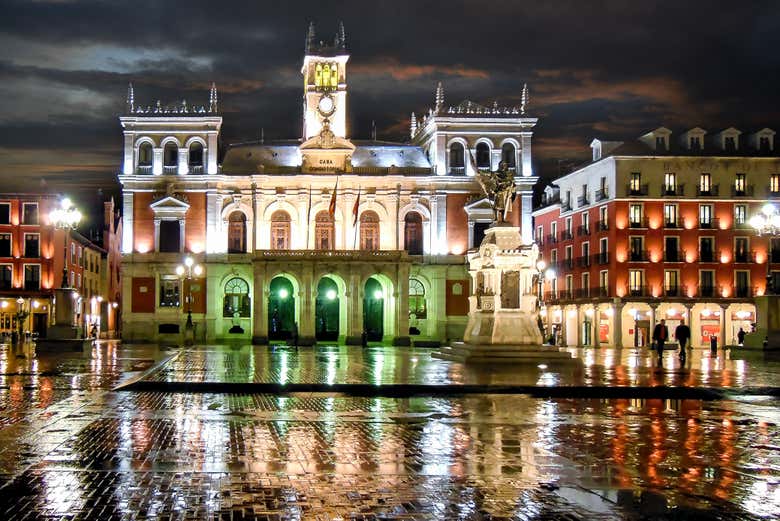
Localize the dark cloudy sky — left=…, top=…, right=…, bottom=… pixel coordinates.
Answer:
left=1, top=0, right=779, bottom=219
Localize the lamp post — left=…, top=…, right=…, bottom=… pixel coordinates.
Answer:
left=15, top=297, right=29, bottom=341
left=176, top=256, right=203, bottom=338
left=750, top=203, right=780, bottom=295
left=49, top=198, right=82, bottom=288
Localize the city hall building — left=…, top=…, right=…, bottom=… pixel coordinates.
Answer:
left=119, top=24, right=538, bottom=344
left=533, top=126, right=778, bottom=348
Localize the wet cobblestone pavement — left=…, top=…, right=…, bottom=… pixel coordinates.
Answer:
left=0, top=342, right=777, bottom=519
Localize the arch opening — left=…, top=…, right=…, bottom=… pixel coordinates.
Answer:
left=268, top=276, right=295, bottom=341
left=449, top=142, right=465, bottom=174
left=270, top=210, right=291, bottom=250
left=163, top=142, right=178, bottom=169
left=228, top=211, right=247, bottom=253
left=476, top=142, right=491, bottom=169
left=189, top=142, right=204, bottom=172
left=363, top=277, right=384, bottom=341
left=404, top=212, right=423, bottom=255
left=359, top=210, right=379, bottom=251
left=315, top=277, right=340, bottom=341
left=315, top=210, right=335, bottom=250
left=138, top=143, right=153, bottom=167
left=501, top=142, right=516, bottom=168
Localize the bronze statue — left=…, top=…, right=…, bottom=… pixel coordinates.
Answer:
left=476, top=160, right=515, bottom=223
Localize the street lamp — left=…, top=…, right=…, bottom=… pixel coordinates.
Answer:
left=49, top=197, right=82, bottom=288
left=750, top=203, right=780, bottom=295
left=15, top=297, right=29, bottom=341
left=175, top=256, right=203, bottom=332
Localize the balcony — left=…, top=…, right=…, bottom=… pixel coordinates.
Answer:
left=535, top=236, right=544, bottom=247
left=546, top=234, right=558, bottom=244
left=627, top=184, right=649, bottom=196
left=596, top=252, right=609, bottom=265
left=577, top=256, right=591, bottom=268
left=664, top=218, right=682, bottom=229
left=629, top=217, right=649, bottom=229
left=733, top=251, right=756, bottom=263
left=698, top=285, right=716, bottom=297
left=699, top=250, right=716, bottom=262
left=664, top=250, right=684, bottom=262
left=560, top=230, right=573, bottom=241
left=696, top=184, right=720, bottom=196
left=577, top=195, right=589, bottom=207
left=595, top=188, right=608, bottom=201
left=731, top=185, right=755, bottom=197
left=661, top=184, right=685, bottom=196
left=596, top=220, right=609, bottom=231
left=771, top=190, right=780, bottom=198
left=577, top=225, right=591, bottom=237
left=574, top=288, right=594, bottom=298
left=136, top=165, right=153, bottom=175
left=189, top=165, right=204, bottom=174
left=663, top=286, right=681, bottom=297
left=595, top=286, right=609, bottom=297
left=629, top=250, right=649, bottom=262
left=561, top=201, right=573, bottom=212
left=733, top=286, right=756, bottom=298
left=449, top=167, right=466, bottom=175
left=163, top=165, right=178, bottom=175
left=699, top=218, right=719, bottom=230
left=628, top=285, right=648, bottom=297
left=559, top=259, right=574, bottom=271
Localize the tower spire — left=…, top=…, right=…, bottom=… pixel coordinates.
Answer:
left=410, top=112, right=417, bottom=138
left=521, top=83, right=529, bottom=115
left=126, top=82, right=134, bottom=113
left=209, top=82, right=218, bottom=112
left=338, top=21, right=346, bottom=50
left=305, top=21, right=316, bottom=53
left=435, top=82, right=444, bottom=112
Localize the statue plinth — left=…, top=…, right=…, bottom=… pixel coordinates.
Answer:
left=435, top=225, right=575, bottom=363
left=37, top=287, right=91, bottom=351
left=739, top=295, right=780, bottom=351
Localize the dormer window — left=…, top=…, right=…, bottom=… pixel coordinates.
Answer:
left=690, top=136, right=701, bottom=151
left=655, top=136, right=667, bottom=150
left=761, top=136, right=771, bottom=153
left=724, top=136, right=736, bottom=152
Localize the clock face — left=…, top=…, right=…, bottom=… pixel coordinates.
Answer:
left=318, top=95, right=335, bottom=116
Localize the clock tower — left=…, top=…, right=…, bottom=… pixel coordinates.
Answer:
left=302, top=22, right=349, bottom=141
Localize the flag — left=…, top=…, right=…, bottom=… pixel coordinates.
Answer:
left=328, top=176, right=338, bottom=217
left=352, top=186, right=361, bottom=226
left=305, top=185, right=312, bottom=248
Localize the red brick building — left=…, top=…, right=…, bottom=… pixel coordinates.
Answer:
left=533, top=127, right=778, bottom=348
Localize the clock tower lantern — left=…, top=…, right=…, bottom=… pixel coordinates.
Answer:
left=302, top=22, right=349, bottom=141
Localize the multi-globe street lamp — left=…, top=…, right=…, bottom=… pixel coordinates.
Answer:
left=176, top=256, right=203, bottom=335
left=49, top=198, right=82, bottom=288
left=750, top=203, right=780, bottom=295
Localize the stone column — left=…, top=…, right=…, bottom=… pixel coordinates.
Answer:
left=345, top=269, right=363, bottom=344
left=719, top=304, right=728, bottom=348
left=520, top=132, right=533, bottom=177
left=177, top=148, right=189, bottom=175
left=299, top=264, right=315, bottom=345
left=206, top=190, right=219, bottom=253
left=251, top=263, right=267, bottom=344
left=394, top=260, right=411, bottom=346
left=684, top=303, right=694, bottom=347
left=593, top=306, right=600, bottom=348
left=123, top=134, right=134, bottom=175
left=122, top=192, right=134, bottom=254
left=613, top=299, right=623, bottom=348
left=576, top=305, right=583, bottom=347
left=207, top=133, right=218, bottom=174
left=153, top=147, right=163, bottom=175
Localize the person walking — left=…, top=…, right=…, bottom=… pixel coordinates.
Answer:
left=652, top=318, right=669, bottom=366
left=674, top=319, right=691, bottom=363
left=737, top=327, right=746, bottom=346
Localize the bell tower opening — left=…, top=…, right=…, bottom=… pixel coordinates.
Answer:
left=302, top=21, right=349, bottom=141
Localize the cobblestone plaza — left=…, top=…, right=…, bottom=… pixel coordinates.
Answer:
left=0, top=342, right=778, bottom=520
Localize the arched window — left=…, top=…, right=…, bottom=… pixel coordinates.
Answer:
left=270, top=210, right=291, bottom=250
left=163, top=142, right=178, bottom=172
left=476, top=142, right=491, bottom=169
left=138, top=143, right=153, bottom=167
left=330, top=63, right=338, bottom=88
left=189, top=142, right=204, bottom=171
left=315, top=210, right=335, bottom=250
left=449, top=142, right=465, bottom=174
left=223, top=277, right=250, bottom=318
left=228, top=211, right=246, bottom=253
left=501, top=142, right=516, bottom=168
left=359, top=210, right=379, bottom=251
left=409, top=278, right=427, bottom=319
left=404, top=212, right=423, bottom=255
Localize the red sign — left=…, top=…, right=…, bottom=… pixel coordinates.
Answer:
left=700, top=324, right=720, bottom=345
left=599, top=323, right=610, bottom=343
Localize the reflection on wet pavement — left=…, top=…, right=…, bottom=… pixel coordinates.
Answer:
left=0, top=341, right=777, bottom=519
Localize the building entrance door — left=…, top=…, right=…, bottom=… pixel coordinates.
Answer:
left=363, top=277, right=384, bottom=341
left=268, top=277, right=295, bottom=341
left=315, top=277, right=339, bottom=342
left=33, top=313, right=47, bottom=338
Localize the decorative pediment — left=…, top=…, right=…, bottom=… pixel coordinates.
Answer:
left=150, top=195, right=190, bottom=219
left=464, top=197, right=493, bottom=213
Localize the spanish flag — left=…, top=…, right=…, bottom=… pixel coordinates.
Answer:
left=328, top=176, right=338, bottom=217
left=352, top=186, right=361, bottom=226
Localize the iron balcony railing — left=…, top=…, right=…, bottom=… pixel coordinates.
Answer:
left=595, top=188, right=608, bottom=201
left=577, top=256, right=591, bottom=268
left=661, top=184, right=685, bottom=196
left=629, top=217, right=649, bottom=229
left=577, top=195, right=589, bottom=207
left=189, top=165, right=204, bottom=174
left=696, top=184, right=720, bottom=196
left=629, top=250, right=649, bottom=262
left=560, top=230, right=573, bottom=241
left=577, top=225, right=590, bottom=237
left=699, top=218, right=719, bottom=230
left=627, top=184, right=649, bottom=196
left=699, top=250, right=716, bottom=262
left=628, top=285, right=647, bottom=297
left=597, top=220, right=609, bottom=231
left=561, top=201, right=572, bottom=212
left=664, top=218, right=682, bottom=229
left=664, top=250, right=685, bottom=262
left=698, top=285, right=716, bottom=297
left=596, top=252, right=609, bottom=265
left=731, top=185, right=755, bottom=197
left=663, top=286, right=681, bottom=297
left=733, top=251, right=756, bottom=263
left=547, top=234, right=558, bottom=244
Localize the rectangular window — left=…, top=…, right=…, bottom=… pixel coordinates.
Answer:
left=735, top=237, right=749, bottom=262
left=565, top=245, right=573, bottom=268
left=629, top=270, right=643, bottom=295
left=690, top=136, right=701, bottom=151
left=700, top=237, right=714, bottom=262
left=582, top=242, right=590, bottom=259
left=565, top=275, right=573, bottom=293
left=629, top=172, right=641, bottom=193
left=598, top=205, right=608, bottom=230
left=599, top=237, right=608, bottom=263
left=599, top=270, right=608, bottom=294
left=735, top=271, right=750, bottom=297
left=665, top=237, right=679, bottom=262
left=735, top=205, right=746, bottom=225
left=700, top=173, right=711, bottom=194
left=551, top=249, right=558, bottom=265
left=0, top=234, right=10, bottom=257
left=0, top=203, right=9, bottom=225
left=564, top=217, right=572, bottom=239
left=629, top=204, right=642, bottom=226
left=581, top=212, right=589, bottom=232
left=0, top=264, right=11, bottom=290
left=629, top=236, right=644, bottom=261
left=582, top=272, right=590, bottom=297
left=24, top=233, right=39, bottom=257
left=77, top=273, right=81, bottom=288
left=536, top=226, right=543, bottom=243
left=24, top=264, right=40, bottom=291
left=700, top=270, right=715, bottom=297
left=664, top=204, right=678, bottom=227
left=71, top=243, right=75, bottom=265
left=699, top=204, right=712, bottom=227
left=159, top=278, right=181, bottom=307
left=664, top=270, right=679, bottom=296
left=22, top=203, right=38, bottom=225
left=735, top=173, right=746, bottom=193
left=70, top=270, right=74, bottom=287
left=551, top=222, right=557, bottom=239
left=664, top=172, right=677, bottom=194
left=772, top=174, right=780, bottom=194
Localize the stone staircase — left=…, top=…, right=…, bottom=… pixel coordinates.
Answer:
left=433, top=341, right=577, bottom=363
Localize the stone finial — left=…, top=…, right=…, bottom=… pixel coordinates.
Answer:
left=126, top=83, right=134, bottom=113
left=410, top=112, right=417, bottom=138
left=338, top=21, right=346, bottom=50
left=305, top=21, right=316, bottom=53
left=521, top=83, right=529, bottom=115
left=209, top=82, right=218, bottom=112
left=435, top=82, right=444, bottom=112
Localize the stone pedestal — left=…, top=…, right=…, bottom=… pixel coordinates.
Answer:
left=741, top=295, right=780, bottom=351
left=434, top=225, right=575, bottom=363
left=37, top=288, right=91, bottom=351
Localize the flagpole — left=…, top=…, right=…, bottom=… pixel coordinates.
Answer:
left=305, top=184, right=312, bottom=249
left=352, top=186, right=361, bottom=250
